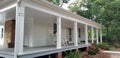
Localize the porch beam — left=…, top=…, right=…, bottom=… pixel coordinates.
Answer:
left=56, top=17, right=62, bottom=49
left=14, top=2, right=25, bottom=58
left=96, top=28, right=99, bottom=43
left=85, top=25, right=88, bottom=44
left=73, top=21, right=78, bottom=46
left=100, top=29, right=102, bottom=43
left=0, top=3, right=16, bottom=13
left=91, top=27, right=94, bottom=43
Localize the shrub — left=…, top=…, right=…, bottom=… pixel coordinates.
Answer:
left=48, top=55, right=51, bottom=58
left=114, top=43, right=120, bottom=48
left=87, top=46, right=99, bottom=55
left=109, top=46, right=116, bottom=50
left=64, top=51, right=81, bottom=58
left=95, top=43, right=110, bottom=50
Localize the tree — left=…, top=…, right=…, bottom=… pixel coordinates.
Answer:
left=48, top=0, right=69, bottom=6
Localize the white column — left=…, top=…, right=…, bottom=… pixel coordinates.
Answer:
left=91, top=27, right=94, bottom=43
left=100, top=29, right=102, bottom=43
left=73, top=21, right=78, bottom=46
left=85, top=25, right=88, bottom=44
left=56, top=17, right=62, bottom=49
left=96, top=28, right=99, bottom=43
left=14, top=3, right=25, bottom=58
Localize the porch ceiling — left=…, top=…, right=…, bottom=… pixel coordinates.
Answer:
left=25, top=7, right=75, bottom=26
left=0, top=7, right=15, bottom=26
left=61, top=18, right=74, bottom=28
left=25, top=7, right=56, bottom=25
left=0, top=0, right=16, bottom=10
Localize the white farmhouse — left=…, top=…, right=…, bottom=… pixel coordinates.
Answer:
left=0, top=0, right=102, bottom=58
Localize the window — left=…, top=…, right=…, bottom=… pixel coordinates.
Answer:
left=68, top=28, right=72, bottom=41
left=53, top=23, right=57, bottom=34
left=1, top=28, right=3, bottom=38
left=78, top=28, right=81, bottom=38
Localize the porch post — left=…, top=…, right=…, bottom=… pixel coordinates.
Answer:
left=56, top=52, right=62, bottom=58
left=85, top=24, right=88, bottom=44
left=96, top=28, right=99, bottom=43
left=91, top=27, right=94, bottom=43
left=14, top=2, right=25, bottom=58
left=73, top=21, right=78, bottom=46
left=100, top=29, right=102, bottom=43
left=56, top=17, right=62, bottom=49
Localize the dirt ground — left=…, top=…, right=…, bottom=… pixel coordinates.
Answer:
left=81, top=50, right=120, bottom=58
left=110, top=54, right=120, bottom=58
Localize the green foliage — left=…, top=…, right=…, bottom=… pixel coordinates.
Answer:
left=87, top=46, right=99, bottom=55
left=87, top=48, right=99, bottom=55
left=92, top=43, right=116, bottom=51
left=114, top=43, right=120, bottom=48
left=69, top=4, right=80, bottom=12
left=48, top=0, right=60, bottom=5
left=48, top=0, right=69, bottom=6
left=94, top=43, right=111, bottom=50
left=64, top=51, right=81, bottom=58
left=48, top=55, right=51, bottom=58
left=109, top=46, right=116, bottom=51
left=88, top=29, right=91, bottom=40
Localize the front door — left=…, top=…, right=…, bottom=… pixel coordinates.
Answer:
left=4, top=19, right=15, bottom=48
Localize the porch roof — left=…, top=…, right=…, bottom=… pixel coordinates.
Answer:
left=0, top=0, right=103, bottom=28
left=22, top=0, right=103, bottom=29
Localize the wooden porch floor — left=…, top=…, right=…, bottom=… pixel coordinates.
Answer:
left=0, top=44, right=90, bottom=58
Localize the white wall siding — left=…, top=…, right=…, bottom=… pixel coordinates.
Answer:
left=24, top=16, right=34, bottom=47
left=24, top=18, right=70, bottom=47
left=32, top=23, right=52, bottom=47
left=78, top=24, right=85, bottom=43
left=24, top=17, right=55, bottom=47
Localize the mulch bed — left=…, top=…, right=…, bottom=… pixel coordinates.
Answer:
left=114, top=48, right=120, bottom=51
left=81, top=51, right=110, bottom=58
